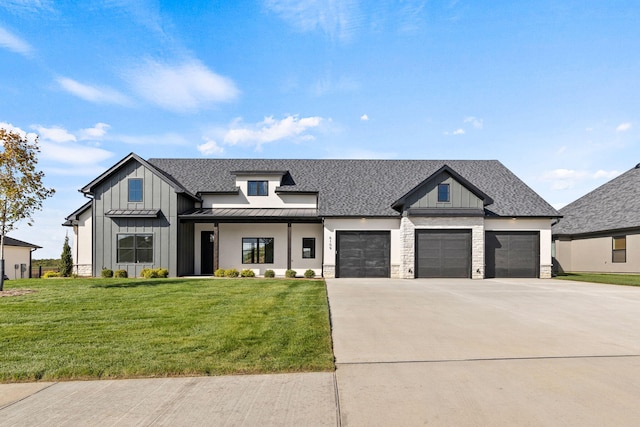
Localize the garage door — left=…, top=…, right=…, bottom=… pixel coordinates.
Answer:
left=415, top=230, right=471, bottom=278
left=336, top=231, right=390, bottom=278
left=485, top=231, right=539, bottom=278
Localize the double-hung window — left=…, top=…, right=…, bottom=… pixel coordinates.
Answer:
left=128, top=178, right=143, bottom=202
left=612, top=236, right=626, bottom=263
left=117, top=234, right=153, bottom=263
left=242, top=238, right=274, bottom=263
left=247, top=180, right=268, bottom=196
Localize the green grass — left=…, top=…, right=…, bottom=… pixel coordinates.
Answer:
left=0, top=278, right=334, bottom=383
left=555, top=272, right=640, bottom=287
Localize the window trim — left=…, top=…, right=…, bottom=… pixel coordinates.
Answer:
left=437, top=183, right=450, bottom=203
left=128, top=178, right=143, bottom=203
left=302, top=237, right=316, bottom=259
left=247, top=180, right=268, bottom=196
left=612, top=236, right=627, bottom=263
left=117, top=233, right=154, bottom=264
left=242, top=237, right=274, bottom=264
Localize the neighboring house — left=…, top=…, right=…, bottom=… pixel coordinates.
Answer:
left=64, top=153, right=560, bottom=279
left=1, top=236, right=41, bottom=279
left=553, top=164, right=640, bottom=274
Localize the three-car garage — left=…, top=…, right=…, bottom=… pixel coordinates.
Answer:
left=335, top=228, right=540, bottom=279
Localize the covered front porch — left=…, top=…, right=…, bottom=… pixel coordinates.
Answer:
left=179, top=208, right=323, bottom=276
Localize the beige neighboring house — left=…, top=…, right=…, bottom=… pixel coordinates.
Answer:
left=62, top=201, right=92, bottom=276
left=2, top=236, right=41, bottom=279
left=553, top=163, right=640, bottom=274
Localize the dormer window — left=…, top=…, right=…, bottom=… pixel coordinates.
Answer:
left=128, top=178, right=143, bottom=202
left=248, top=180, right=268, bottom=196
left=437, top=183, right=450, bottom=202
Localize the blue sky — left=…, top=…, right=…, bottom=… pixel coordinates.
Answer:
left=1, top=0, right=639, bottom=259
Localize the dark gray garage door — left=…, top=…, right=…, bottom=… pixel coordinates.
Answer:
left=485, top=231, right=539, bottom=278
left=415, top=230, right=471, bottom=278
left=336, top=231, right=390, bottom=278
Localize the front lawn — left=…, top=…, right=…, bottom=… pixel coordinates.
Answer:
left=0, top=278, right=334, bottom=382
left=555, top=272, right=640, bottom=287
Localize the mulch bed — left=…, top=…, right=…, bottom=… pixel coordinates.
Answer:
left=0, top=289, right=36, bottom=298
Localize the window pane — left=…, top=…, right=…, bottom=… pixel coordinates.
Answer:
left=302, top=238, right=315, bottom=258
left=613, top=250, right=626, bottom=263
left=248, top=180, right=268, bottom=196
left=243, top=238, right=256, bottom=263
left=118, top=248, right=135, bottom=263
left=137, top=249, right=153, bottom=263
left=261, top=238, right=274, bottom=263
left=437, top=183, right=449, bottom=202
left=613, top=237, right=626, bottom=250
left=136, top=235, right=153, bottom=249
left=118, top=235, right=135, bottom=249
left=128, top=178, right=143, bottom=202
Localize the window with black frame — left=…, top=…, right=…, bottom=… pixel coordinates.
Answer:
left=242, top=238, right=274, bottom=263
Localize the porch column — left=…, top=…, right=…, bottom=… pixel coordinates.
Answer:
left=213, top=222, right=219, bottom=272
left=287, top=222, right=292, bottom=270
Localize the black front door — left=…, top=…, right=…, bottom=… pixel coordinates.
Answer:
left=201, top=231, right=215, bottom=275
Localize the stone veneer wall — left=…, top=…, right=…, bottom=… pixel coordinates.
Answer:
left=540, top=264, right=552, bottom=279
left=323, top=264, right=335, bottom=278
left=74, top=264, right=93, bottom=277
left=400, top=215, right=485, bottom=279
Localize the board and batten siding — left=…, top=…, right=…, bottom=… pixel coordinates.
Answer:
left=92, top=159, right=182, bottom=277
left=405, top=172, right=484, bottom=209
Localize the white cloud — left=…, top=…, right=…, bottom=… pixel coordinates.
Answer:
left=0, top=121, right=37, bottom=141
left=616, top=122, right=632, bottom=132
left=222, top=115, right=323, bottom=149
left=0, top=0, right=54, bottom=15
left=125, top=59, right=239, bottom=113
left=79, top=123, right=110, bottom=140
left=464, top=116, right=484, bottom=129
left=32, top=125, right=76, bottom=143
left=197, top=138, right=225, bottom=156
left=453, top=128, right=465, bottom=135
left=265, top=0, right=361, bottom=41
left=57, top=77, right=131, bottom=105
left=540, top=168, right=621, bottom=190
left=0, top=26, right=33, bottom=57
left=360, top=114, right=369, bottom=121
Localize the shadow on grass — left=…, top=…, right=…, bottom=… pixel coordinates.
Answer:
left=91, top=279, right=187, bottom=289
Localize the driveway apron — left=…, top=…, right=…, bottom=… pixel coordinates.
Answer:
left=327, top=278, right=640, bottom=426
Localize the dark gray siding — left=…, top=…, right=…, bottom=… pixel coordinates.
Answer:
left=92, top=159, right=180, bottom=277
left=177, top=194, right=195, bottom=276
left=405, top=172, right=484, bottom=209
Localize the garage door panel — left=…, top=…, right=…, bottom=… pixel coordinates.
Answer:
left=416, top=230, right=471, bottom=278
left=337, top=231, right=390, bottom=278
left=486, top=231, right=539, bottom=278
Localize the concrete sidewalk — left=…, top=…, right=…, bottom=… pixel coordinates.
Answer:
left=0, top=373, right=338, bottom=426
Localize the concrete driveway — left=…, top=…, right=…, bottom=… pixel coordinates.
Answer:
left=327, top=278, right=640, bottom=426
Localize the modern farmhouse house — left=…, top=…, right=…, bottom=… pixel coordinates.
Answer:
left=553, top=163, right=640, bottom=274
left=64, top=153, right=560, bottom=279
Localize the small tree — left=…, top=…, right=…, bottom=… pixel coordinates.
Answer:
left=59, top=235, right=73, bottom=277
left=0, top=129, right=55, bottom=290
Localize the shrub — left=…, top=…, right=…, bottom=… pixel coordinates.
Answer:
left=140, top=268, right=168, bottom=278
left=114, top=269, right=128, bottom=278
left=285, top=269, right=297, bottom=278
left=214, top=268, right=226, bottom=277
left=224, top=268, right=239, bottom=278
left=241, top=269, right=255, bottom=277
left=101, top=268, right=113, bottom=278
left=43, top=270, right=60, bottom=278
left=304, top=269, right=316, bottom=278
left=264, top=269, right=275, bottom=278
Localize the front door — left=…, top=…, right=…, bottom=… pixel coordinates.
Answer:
left=201, top=231, right=215, bottom=275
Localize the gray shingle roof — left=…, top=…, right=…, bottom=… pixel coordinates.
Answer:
left=148, top=158, right=559, bottom=218
left=3, top=236, right=41, bottom=248
left=553, top=165, right=640, bottom=236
